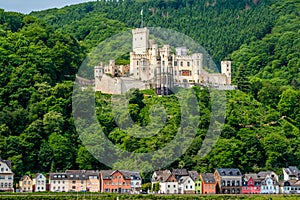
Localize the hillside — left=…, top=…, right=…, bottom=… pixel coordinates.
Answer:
left=31, top=0, right=277, bottom=63
left=0, top=0, right=299, bottom=182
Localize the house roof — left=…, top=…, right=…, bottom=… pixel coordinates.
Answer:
left=257, top=171, right=278, bottom=181
left=0, top=157, right=12, bottom=169
left=100, top=170, right=133, bottom=180
left=216, top=168, right=242, bottom=177
left=244, top=173, right=260, bottom=181
left=121, top=170, right=141, bottom=180
left=284, top=166, right=300, bottom=177
left=281, top=180, right=300, bottom=187
left=172, top=169, right=188, bottom=176
left=200, top=173, right=215, bottom=184
left=178, top=176, right=192, bottom=184
left=33, top=173, right=45, bottom=179
left=65, top=170, right=87, bottom=180
left=152, top=170, right=174, bottom=182
left=188, top=171, right=200, bottom=181
left=100, top=170, right=115, bottom=179
left=49, top=173, right=68, bottom=180
left=20, top=175, right=31, bottom=181
left=85, top=170, right=100, bottom=178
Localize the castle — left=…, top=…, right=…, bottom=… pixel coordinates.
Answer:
left=94, top=27, right=235, bottom=94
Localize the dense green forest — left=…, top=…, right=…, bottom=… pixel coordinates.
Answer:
left=0, top=0, right=300, bottom=183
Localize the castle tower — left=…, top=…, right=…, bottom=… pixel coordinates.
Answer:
left=132, top=27, right=149, bottom=54
left=221, top=60, right=232, bottom=85
left=94, top=63, right=104, bottom=91
left=192, top=53, right=203, bottom=83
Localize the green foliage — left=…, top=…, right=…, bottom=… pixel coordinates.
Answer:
left=0, top=0, right=300, bottom=183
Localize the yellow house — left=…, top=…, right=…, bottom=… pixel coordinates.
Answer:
left=19, top=175, right=33, bottom=192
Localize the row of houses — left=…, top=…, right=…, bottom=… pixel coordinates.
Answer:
left=17, top=170, right=142, bottom=193
left=1, top=157, right=300, bottom=194
left=151, top=167, right=300, bottom=194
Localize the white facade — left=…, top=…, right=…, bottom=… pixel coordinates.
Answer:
left=178, top=176, right=195, bottom=194
left=33, top=173, right=46, bottom=192
left=0, top=158, right=14, bottom=192
left=283, top=167, right=300, bottom=181
left=49, top=173, right=69, bottom=192
left=260, top=176, right=279, bottom=194
left=159, top=182, right=179, bottom=194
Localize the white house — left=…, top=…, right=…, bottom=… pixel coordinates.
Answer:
left=49, top=173, right=69, bottom=192
left=260, top=175, right=279, bottom=194
left=130, top=171, right=142, bottom=194
left=0, top=157, right=14, bottom=192
left=33, top=173, right=46, bottom=192
left=178, top=176, right=195, bottom=194
left=280, top=180, right=300, bottom=194
left=151, top=170, right=179, bottom=194
left=283, top=166, right=300, bottom=181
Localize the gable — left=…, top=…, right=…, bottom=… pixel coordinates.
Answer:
left=0, top=161, right=13, bottom=173
left=166, top=174, right=177, bottom=182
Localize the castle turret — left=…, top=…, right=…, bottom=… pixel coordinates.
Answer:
left=221, top=61, right=232, bottom=85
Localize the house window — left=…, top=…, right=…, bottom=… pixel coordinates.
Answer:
left=168, top=185, right=170, bottom=188
left=187, top=62, right=190, bottom=66
left=232, top=180, right=235, bottom=186
left=180, top=62, right=183, bottom=67
left=174, top=61, right=177, bottom=66
left=227, top=181, right=230, bottom=186
left=222, top=181, right=225, bottom=186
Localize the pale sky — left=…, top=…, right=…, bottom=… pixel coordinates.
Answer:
left=0, top=0, right=95, bottom=14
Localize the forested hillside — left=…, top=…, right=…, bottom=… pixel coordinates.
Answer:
left=31, top=0, right=276, bottom=62
left=0, top=0, right=299, bottom=182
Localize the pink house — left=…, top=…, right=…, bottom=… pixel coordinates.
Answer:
left=242, top=174, right=261, bottom=194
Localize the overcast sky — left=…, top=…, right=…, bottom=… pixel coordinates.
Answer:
left=0, top=0, right=94, bottom=14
